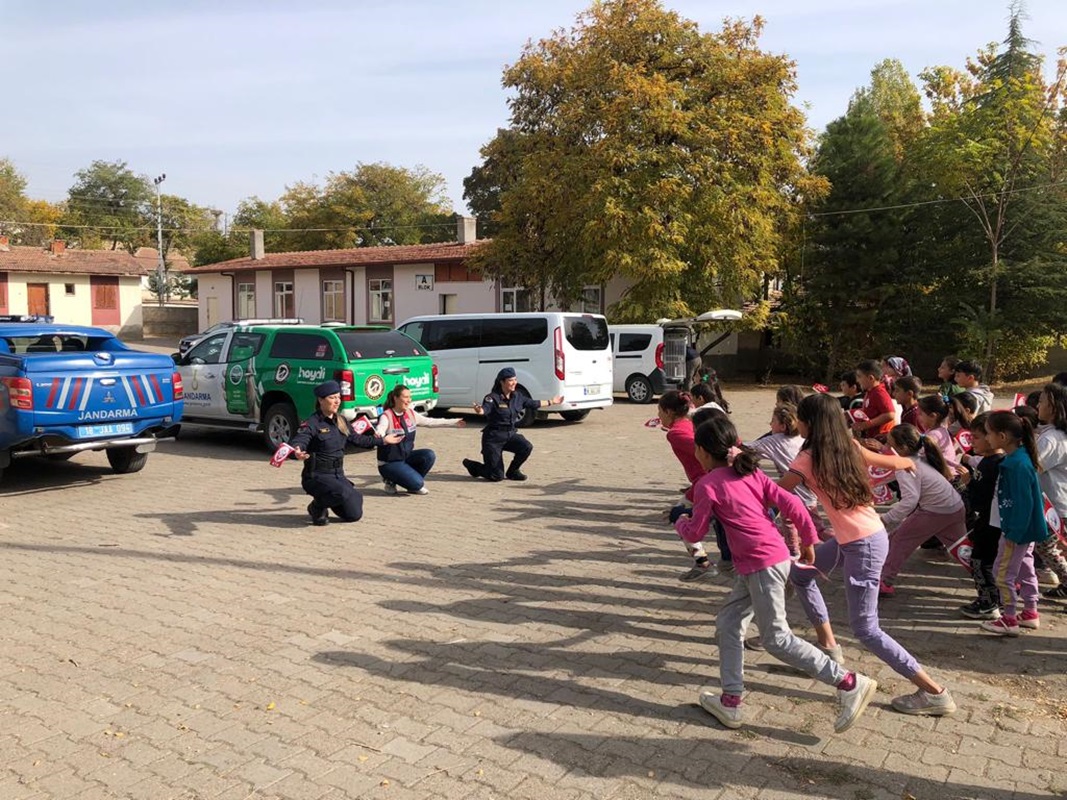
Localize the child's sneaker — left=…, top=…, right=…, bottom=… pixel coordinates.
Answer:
left=679, top=563, right=716, bottom=583
left=818, top=643, right=845, bottom=665
left=718, top=560, right=735, bottom=575
left=383, top=481, right=398, bottom=495
left=835, top=673, right=877, bottom=733
left=981, top=615, right=1020, bottom=636
left=878, top=580, right=895, bottom=598
left=1036, top=568, right=1060, bottom=587
left=890, top=688, right=957, bottom=716
left=698, top=691, right=743, bottom=729
left=1043, top=584, right=1067, bottom=599
left=1018, top=609, right=1040, bottom=629
left=960, top=600, right=1001, bottom=620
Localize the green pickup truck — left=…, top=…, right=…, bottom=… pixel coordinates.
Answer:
left=174, top=324, right=437, bottom=449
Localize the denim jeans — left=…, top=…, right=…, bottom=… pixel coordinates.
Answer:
left=378, top=449, right=436, bottom=492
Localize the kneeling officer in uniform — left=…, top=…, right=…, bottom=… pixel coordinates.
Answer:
left=290, top=380, right=402, bottom=525
left=463, top=367, right=562, bottom=482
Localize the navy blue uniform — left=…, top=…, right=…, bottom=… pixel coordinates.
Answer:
left=467, top=390, right=538, bottom=481
left=289, top=410, right=381, bottom=523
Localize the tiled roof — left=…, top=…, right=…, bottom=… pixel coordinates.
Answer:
left=0, top=245, right=147, bottom=277
left=134, top=246, right=192, bottom=273
left=184, top=240, right=485, bottom=274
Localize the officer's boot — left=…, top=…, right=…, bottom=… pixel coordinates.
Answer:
left=307, top=501, right=329, bottom=526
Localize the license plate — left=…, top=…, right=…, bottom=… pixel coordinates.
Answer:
left=78, top=423, right=134, bottom=438
left=583, top=385, right=601, bottom=396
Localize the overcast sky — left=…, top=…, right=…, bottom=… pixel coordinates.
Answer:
left=5, top=0, right=1066, bottom=218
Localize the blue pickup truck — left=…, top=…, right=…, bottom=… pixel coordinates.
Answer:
left=0, top=319, right=184, bottom=482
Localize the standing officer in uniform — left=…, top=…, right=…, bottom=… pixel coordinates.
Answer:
left=289, top=380, right=402, bottom=525
left=462, top=367, right=562, bottom=482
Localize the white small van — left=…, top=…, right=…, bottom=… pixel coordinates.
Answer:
left=608, top=324, right=668, bottom=403
left=397, top=313, right=613, bottom=426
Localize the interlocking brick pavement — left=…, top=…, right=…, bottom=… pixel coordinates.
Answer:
left=1, top=388, right=1064, bottom=799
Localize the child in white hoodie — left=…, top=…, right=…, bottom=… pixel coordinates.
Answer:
left=878, top=424, right=967, bottom=597
left=1036, top=383, right=1067, bottom=599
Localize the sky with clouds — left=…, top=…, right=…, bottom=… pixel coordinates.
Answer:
left=5, top=0, right=1066, bottom=218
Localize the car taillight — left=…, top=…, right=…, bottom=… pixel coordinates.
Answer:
left=336, top=369, right=354, bottom=402
left=171, top=371, right=183, bottom=401
left=553, top=326, right=565, bottom=380
left=432, top=363, right=439, bottom=394
left=655, top=342, right=665, bottom=370
left=2, top=377, right=33, bottom=410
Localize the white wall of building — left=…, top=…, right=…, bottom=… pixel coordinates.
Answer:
left=196, top=275, right=234, bottom=330
left=293, top=269, right=320, bottom=322
left=7, top=273, right=142, bottom=334
left=349, top=268, right=367, bottom=324
left=254, top=271, right=272, bottom=318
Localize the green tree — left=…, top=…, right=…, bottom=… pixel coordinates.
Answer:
left=279, top=163, right=453, bottom=251
left=62, top=160, right=153, bottom=252
left=916, top=2, right=1067, bottom=377
left=468, top=0, right=823, bottom=319
left=784, top=108, right=904, bottom=378
left=0, top=157, right=28, bottom=225
left=851, top=59, right=926, bottom=161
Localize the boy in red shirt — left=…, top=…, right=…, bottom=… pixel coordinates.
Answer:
left=854, top=359, right=896, bottom=441
left=893, top=376, right=923, bottom=430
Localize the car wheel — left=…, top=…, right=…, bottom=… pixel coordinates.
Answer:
left=626, top=375, right=654, bottom=404
left=264, top=402, right=298, bottom=451
left=559, top=410, right=590, bottom=422
left=514, top=388, right=537, bottom=428
left=106, top=447, right=149, bottom=474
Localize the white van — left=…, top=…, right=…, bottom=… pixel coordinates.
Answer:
left=609, top=324, right=668, bottom=403
left=397, top=313, right=613, bottom=425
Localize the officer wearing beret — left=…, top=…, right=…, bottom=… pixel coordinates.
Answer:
left=462, top=367, right=562, bottom=482
left=289, top=380, right=403, bottom=525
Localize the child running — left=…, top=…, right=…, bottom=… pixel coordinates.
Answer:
left=917, top=395, right=962, bottom=472
left=853, top=360, right=896, bottom=443
left=746, top=404, right=825, bottom=553
left=659, top=390, right=717, bottom=582
left=980, top=412, right=1045, bottom=635
left=877, top=424, right=967, bottom=597
left=893, top=377, right=923, bottom=430
left=1035, top=383, right=1067, bottom=599
left=674, top=415, right=878, bottom=733
left=780, top=393, right=957, bottom=716
left=959, top=413, right=1004, bottom=619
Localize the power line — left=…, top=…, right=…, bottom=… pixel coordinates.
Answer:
left=809, top=178, right=1067, bottom=218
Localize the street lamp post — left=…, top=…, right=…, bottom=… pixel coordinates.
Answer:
left=153, top=173, right=166, bottom=306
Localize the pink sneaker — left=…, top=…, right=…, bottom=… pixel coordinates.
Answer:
left=981, top=615, right=1020, bottom=636
left=878, top=580, right=896, bottom=597
left=1018, top=609, right=1040, bottom=630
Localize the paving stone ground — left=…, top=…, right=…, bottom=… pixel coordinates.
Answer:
left=1, top=387, right=1065, bottom=800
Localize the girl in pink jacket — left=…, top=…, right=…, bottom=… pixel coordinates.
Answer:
left=675, top=415, right=877, bottom=734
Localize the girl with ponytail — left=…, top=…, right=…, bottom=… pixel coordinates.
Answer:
left=980, top=411, right=1046, bottom=635
left=877, top=424, right=967, bottom=596
left=674, top=415, right=878, bottom=734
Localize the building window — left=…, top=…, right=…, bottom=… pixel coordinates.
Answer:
left=322, top=279, right=345, bottom=322
left=236, top=282, right=255, bottom=319
left=65, top=283, right=76, bottom=296
left=273, top=281, right=294, bottom=318
left=369, top=278, right=392, bottom=323
left=576, top=285, right=602, bottom=314
left=502, top=286, right=534, bottom=313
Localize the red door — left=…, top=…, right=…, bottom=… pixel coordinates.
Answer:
left=90, top=276, right=120, bottom=326
left=28, top=283, right=50, bottom=317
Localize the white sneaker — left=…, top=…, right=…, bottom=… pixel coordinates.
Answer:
left=411, top=487, right=429, bottom=495
left=818, top=643, right=845, bottom=665
left=698, top=691, right=743, bottom=729
left=835, top=673, right=877, bottom=733
left=383, top=481, right=397, bottom=495
left=1036, top=568, right=1060, bottom=588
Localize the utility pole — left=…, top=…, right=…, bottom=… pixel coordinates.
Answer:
left=153, top=173, right=166, bottom=307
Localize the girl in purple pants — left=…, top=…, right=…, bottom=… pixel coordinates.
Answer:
left=779, top=393, right=957, bottom=717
